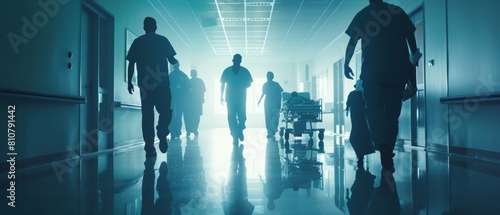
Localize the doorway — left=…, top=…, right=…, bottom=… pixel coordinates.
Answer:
left=80, top=1, right=114, bottom=153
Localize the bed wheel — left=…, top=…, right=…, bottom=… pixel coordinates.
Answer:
left=284, top=140, right=292, bottom=154
left=318, top=129, right=325, bottom=141
left=318, top=141, right=325, bottom=153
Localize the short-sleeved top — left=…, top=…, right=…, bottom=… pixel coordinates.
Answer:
left=126, top=32, right=176, bottom=88
left=169, top=69, right=189, bottom=102
left=220, top=66, right=253, bottom=103
left=345, top=2, right=415, bottom=84
left=189, top=77, right=206, bottom=103
left=262, top=81, right=284, bottom=107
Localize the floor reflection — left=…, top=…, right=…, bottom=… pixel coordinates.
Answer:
left=346, top=167, right=376, bottom=215
left=221, top=143, right=255, bottom=215
left=261, top=138, right=284, bottom=211
left=3, top=128, right=500, bottom=215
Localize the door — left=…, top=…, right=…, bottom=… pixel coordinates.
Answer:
left=410, top=7, right=426, bottom=147
left=80, top=1, right=114, bottom=154
left=80, top=1, right=114, bottom=214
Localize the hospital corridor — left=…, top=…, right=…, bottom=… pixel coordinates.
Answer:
left=2, top=0, right=500, bottom=214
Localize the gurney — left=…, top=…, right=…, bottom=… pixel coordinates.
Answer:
left=279, top=92, right=325, bottom=142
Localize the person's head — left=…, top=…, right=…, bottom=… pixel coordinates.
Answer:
left=143, top=17, right=157, bottom=33
left=266, top=71, right=274, bottom=81
left=291, top=91, right=298, bottom=97
left=369, top=0, right=383, bottom=4
left=191, top=69, right=198, bottom=78
left=232, top=54, right=242, bottom=66
left=171, top=62, right=180, bottom=71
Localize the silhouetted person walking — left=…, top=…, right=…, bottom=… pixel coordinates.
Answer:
left=185, top=69, right=206, bottom=137
left=220, top=54, right=253, bottom=144
left=127, top=17, right=178, bottom=157
left=169, top=63, right=189, bottom=139
left=344, top=0, right=419, bottom=172
left=258, top=71, right=284, bottom=138
left=346, top=80, right=375, bottom=167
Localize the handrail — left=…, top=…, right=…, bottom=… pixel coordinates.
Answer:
left=440, top=92, right=500, bottom=104
left=0, top=88, right=86, bottom=104
left=114, top=101, right=141, bottom=109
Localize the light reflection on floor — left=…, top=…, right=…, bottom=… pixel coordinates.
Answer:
left=2, top=127, right=500, bottom=215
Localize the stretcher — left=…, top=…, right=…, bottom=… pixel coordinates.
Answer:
left=279, top=92, right=325, bottom=142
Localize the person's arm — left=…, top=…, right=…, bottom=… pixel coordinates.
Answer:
left=258, top=84, right=266, bottom=106
left=407, top=32, right=421, bottom=66
left=258, top=92, right=265, bottom=106
left=167, top=56, right=179, bottom=66
left=407, top=32, right=417, bottom=55
left=127, top=61, right=135, bottom=94
left=344, top=36, right=359, bottom=79
left=220, top=82, right=225, bottom=105
left=345, top=93, right=351, bottom=117
left=246, top=70, right=253, bottom=88
left=202, top=80, right=206, bottom=103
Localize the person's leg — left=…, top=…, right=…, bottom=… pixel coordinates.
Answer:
left=140, top=88, right=156, bottom=155
left=184, top=105, right=192, bottom=135
left=264, top=104, right=273, bottom=136
left=362, top=82, right=388, bottom=149
left=271, top=105, right=281, bottom=134
left=170, top=102, right=182, bottom=138
left=227, top=102, right=238, bottom=142
left=193, top=104, right=201, bottom=135
left=236, top=100, right=247, bottom=141
left=155, top=86, right=172, bottom=153
left=363, top=82, right=394, bottom=171
left=385, top=84, right=405, bottom=150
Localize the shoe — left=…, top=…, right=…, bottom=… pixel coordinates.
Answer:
left=159, top=138, right=168, bottom=153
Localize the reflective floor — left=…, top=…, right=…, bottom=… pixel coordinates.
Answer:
left=2, top=128, right=500, bottom=215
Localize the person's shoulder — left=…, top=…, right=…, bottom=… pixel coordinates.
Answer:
left=134, top=34, right=147, bottom=42
left=355, top=4, right=373, bottom=16
left=240, top=66, right=250, bottom=73
left=383, top=2, right=402, bottom=9
left=152, top=33, right=168, bottom=40
left=221, top=67, right=230, bottom=75
left=382, top=2, right=406, bottom=14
